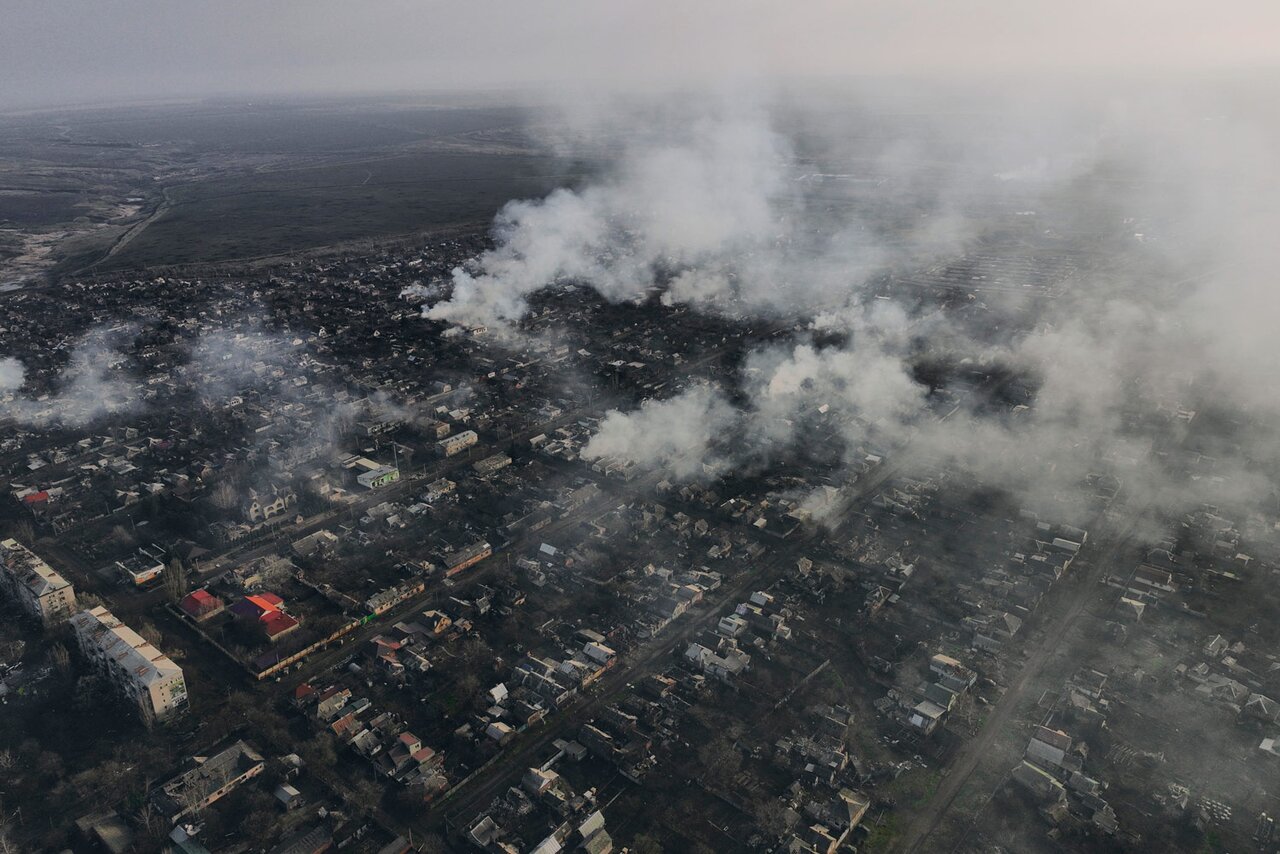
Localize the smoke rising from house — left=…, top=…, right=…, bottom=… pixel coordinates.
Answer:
left=412, top=83, right=1280, bottom=520
left=2, top=327, right=142, bottom=427
left=0, top=357, right=24, bottom=394
left=581, top=384, right=738, bottom=482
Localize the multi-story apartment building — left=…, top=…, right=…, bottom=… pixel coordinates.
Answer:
left=0, top=538, right=76, bottom=624
left=70, top=605, right=188, bottom=723
left=437, top=429, right=478, bottom=457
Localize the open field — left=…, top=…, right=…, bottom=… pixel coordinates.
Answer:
left=0, top=98, right=580, bottom=280
left=97, top=151, right=574, bottom=270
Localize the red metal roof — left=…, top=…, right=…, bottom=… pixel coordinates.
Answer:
left=179, top=589, right=223, bottom=616
left=246, top=593, right=283, bottom=612
left=262, top=611, right=299, bottom=637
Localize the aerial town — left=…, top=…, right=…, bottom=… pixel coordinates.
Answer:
left=1, top=186, right=1277, bottom=854
left=3, top=4, right=1280, bottom=853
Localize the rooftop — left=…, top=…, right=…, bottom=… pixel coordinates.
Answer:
left=71, top=605, right=183, bottom=687
left=0, top=538, right=73, bottom=598
left=152, top=740, right=265, bottom=820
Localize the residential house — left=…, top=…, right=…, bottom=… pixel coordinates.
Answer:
left=244, top=485, right=297, bottom=524
left=179, top=589, right=225, bottom=621
left=1026, top=726, right=1072, bottom=769
left=230, top=593, right=300, bottom=642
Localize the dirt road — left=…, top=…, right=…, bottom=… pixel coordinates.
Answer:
left=895, top=511, right=1141, bottom=853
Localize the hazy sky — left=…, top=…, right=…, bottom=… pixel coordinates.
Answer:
left=2, top=0, right=1278, bottom=109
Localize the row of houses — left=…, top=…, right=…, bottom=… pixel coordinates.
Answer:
left=718, top=589, right=794, bottom=642
left=467, top=763, right=615, bottom=853
left=1012, top=724, right=1119, bottom=836
left=893, top=653, right=979, bottom=737
left=511, top=638, right=618, bottom=709
left=789, top=788, right=871, bottom=854
left=295, top=681, right=448, bottom=793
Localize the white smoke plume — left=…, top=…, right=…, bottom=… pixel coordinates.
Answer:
left=418, top=85, right=1280, bottom=525
left=742, top=300, right=928, bottom=449
left=0, top=357, right=24, bottom=393
left=581, top=384, right=738, bottom=482
left=4, top=327, right=141, bottom=427
left=418, top=105, right=928, bottom=327
left=425, top=113, right=787, bottom=326
left=5, top=324, right=321, bottom=430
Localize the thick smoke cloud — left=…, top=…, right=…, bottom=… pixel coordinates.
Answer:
left=3, top=327, right=141, bottom=427
left=0, top=357, right=24, bottom=393
left=5, top=325, right=306, bottom=428
left=745, top=301, right=925, bottom=435
left=416, top=90, right=1095, bottom=329
left=581, top=384, right=737, bottom=482
left=416, top=84, right=1280, bottom=527
left=418, top=101, right=970, bottom=328
left=425, top=113, right=798, bottom=327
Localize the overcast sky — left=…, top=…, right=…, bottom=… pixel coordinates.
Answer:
left=2, top=0, right=1278, bottom=109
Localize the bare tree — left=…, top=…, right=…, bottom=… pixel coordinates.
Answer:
left=698, top=735, right=742, bottom=788
left=71, top=760, right=130, bottom=807
left=0, top=825, right=18, bottom=854
left=416, top=832, right=448, bottom=854
left=77, top=590, right=105, bottom=609
left=458, top=635, right=493, bottom=671
left=164, top=558, right=188, bottom=604
left=73, top=675, right=104, bottom=710
left=757, top=799, right=791, bottom=839
left=349, top=779, right=384, bottom=816
left=212, top=481, right=238, bottom=512
left=49, top=642, right=71, bottom=677
left=136, top=803, right=169, bottom=850
left=456, top=671, right=481, bottom=703
left=138, top=621, right=163, bottom=647
left=0, top=641, right=22, bottom=665
left=108, top=525, right=136, bottom=549
left=300, top=735, right=337, bottom=770
left=8, top=520, right=34, bottom=545
left=632, top=834, right=663, bottom=854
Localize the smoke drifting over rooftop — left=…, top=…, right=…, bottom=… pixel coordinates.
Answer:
left=408, top=79, right=1280, bottom=524
left=3, top=5, right=1279, bottom=851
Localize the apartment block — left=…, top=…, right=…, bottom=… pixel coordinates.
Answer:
left=70, top=605, right=188, bottom=723
left=0, top=538, right=76, bottom=624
